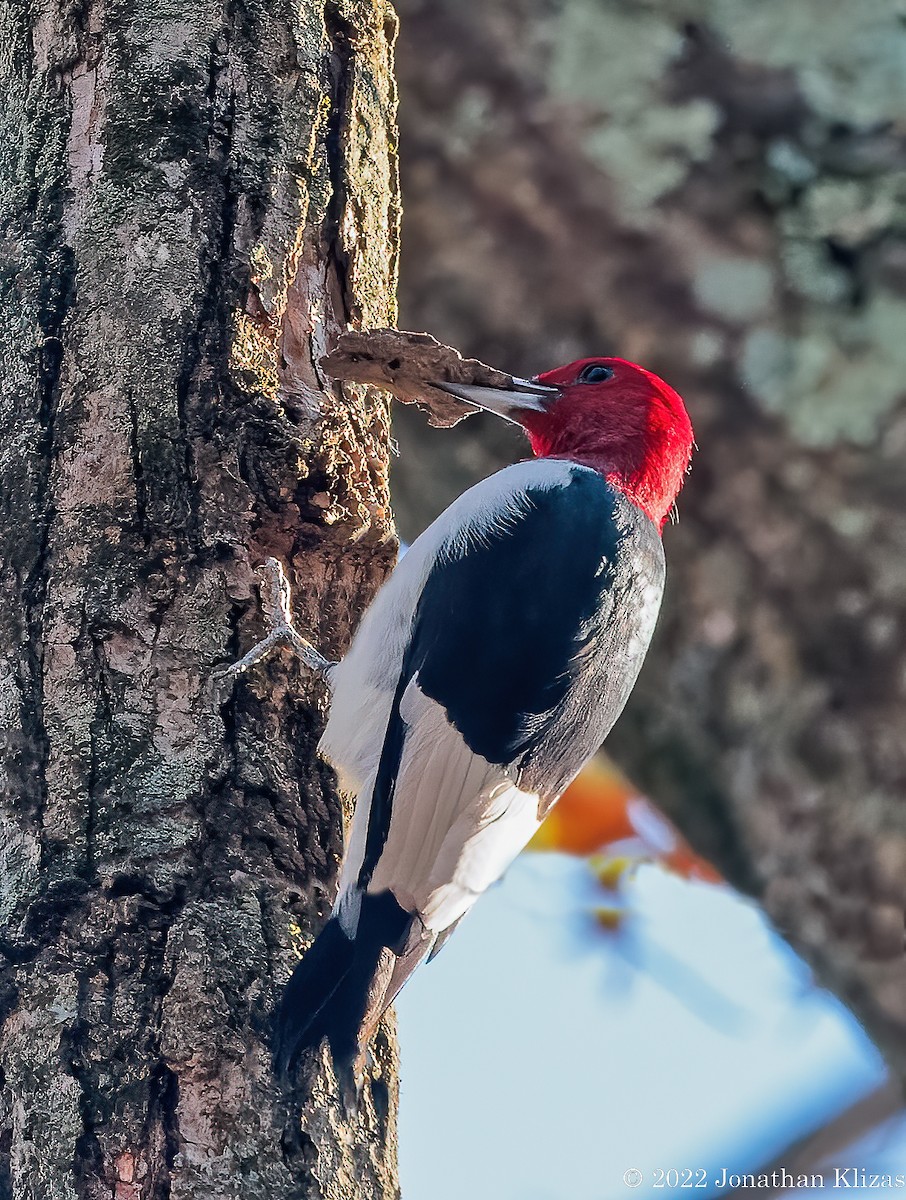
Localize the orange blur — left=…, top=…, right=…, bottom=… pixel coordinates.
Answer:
left=529, top=756, right=722, bottom=884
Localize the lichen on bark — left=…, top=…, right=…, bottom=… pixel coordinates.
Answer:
left=0, top=1, right=402, bottom=1197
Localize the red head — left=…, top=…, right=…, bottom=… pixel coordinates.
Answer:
left=517, top=357, right=693, bottom=530
left=437, top=355, right=693, bottom=531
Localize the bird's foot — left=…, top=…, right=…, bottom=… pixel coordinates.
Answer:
left=213, top=557, right=335, bottom=685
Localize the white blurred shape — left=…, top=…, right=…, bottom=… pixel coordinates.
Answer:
left=397, top=854, right=886, bottom=1200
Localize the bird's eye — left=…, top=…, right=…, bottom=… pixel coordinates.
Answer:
left=578, top=364, right=614, bottom=384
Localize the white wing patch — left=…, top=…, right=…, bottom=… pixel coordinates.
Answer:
left=346, top=681, right=543, bottom=937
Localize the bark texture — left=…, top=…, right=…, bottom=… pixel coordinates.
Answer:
left=392, top=0, right=906, bottom=1075
left=0, top=1, right=401, bottom=1197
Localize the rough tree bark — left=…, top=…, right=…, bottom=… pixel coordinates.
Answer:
left=392, top=0, right=906, bottom=1078
left=0, top=1, right=400, bottom=1198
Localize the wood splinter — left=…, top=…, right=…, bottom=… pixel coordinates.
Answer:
left=320, top=328, right=529, bottom=428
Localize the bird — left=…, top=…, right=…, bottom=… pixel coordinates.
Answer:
left=274, top=355, right=694, bottom=1095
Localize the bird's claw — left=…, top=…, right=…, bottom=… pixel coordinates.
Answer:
left=212, top=557, right=335, bottom=685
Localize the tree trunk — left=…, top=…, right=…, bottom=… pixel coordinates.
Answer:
left=393, top=0, right=906, bottom=1077
left=0, top=1, right=400, bottom=1197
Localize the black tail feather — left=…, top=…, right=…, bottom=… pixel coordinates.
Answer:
left=273, top=914, right=355, bottom=1077
left=273, top=891, right=414, bottom=1088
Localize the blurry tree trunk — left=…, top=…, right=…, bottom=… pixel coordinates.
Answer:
left=0, top=1, right=400, bottom=1198
left=393, top=0, right=906, bottom=1078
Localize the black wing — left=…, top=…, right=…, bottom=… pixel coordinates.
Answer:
left=360, top=463, right=665, bottom=886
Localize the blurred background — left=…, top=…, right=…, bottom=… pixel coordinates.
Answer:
left=385, top=1, right=906, bottom=1195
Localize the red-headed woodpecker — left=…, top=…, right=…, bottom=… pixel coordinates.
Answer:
left=276, top=356, right=694, bottom=1089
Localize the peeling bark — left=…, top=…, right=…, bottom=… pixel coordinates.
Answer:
left=393, top=0, right=906, bottom=1078
left=0, top=1, right=401, bottom=1197
left=321, top=327, right=510, bottom=427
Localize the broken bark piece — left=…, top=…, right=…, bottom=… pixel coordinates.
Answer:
left=320, top=328, right=519, bottom=427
